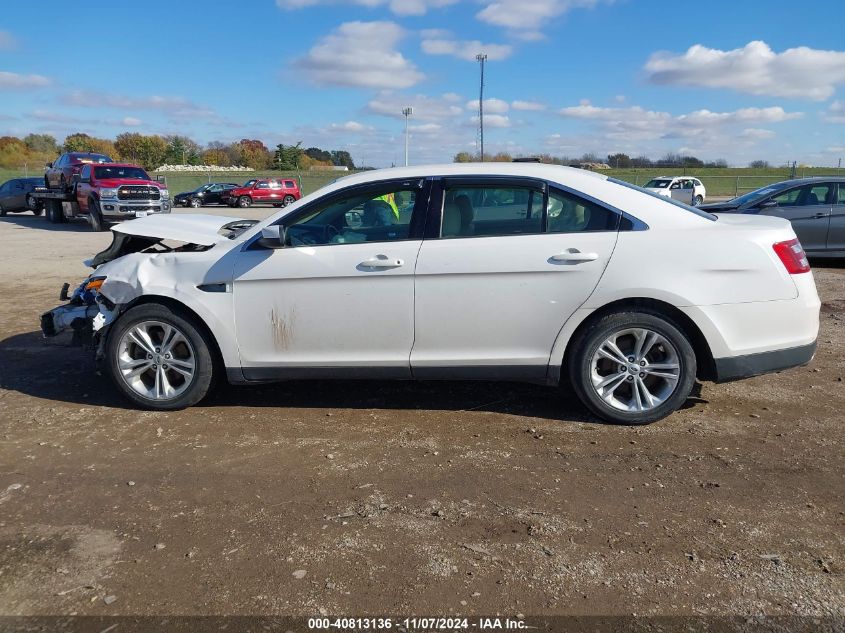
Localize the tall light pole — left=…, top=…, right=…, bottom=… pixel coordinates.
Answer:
left=402, top=107, right=413, bottom=167
left=476, top=53, right=487, bottom=162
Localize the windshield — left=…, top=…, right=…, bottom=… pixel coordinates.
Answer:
left=644, top=179, right=672, bottom=189
left=94, top=166, right=150, bottom=180
left=728, top=184, right=789, bottom=206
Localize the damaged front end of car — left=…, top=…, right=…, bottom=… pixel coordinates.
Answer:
left=39, top=214, right=257, bottom=361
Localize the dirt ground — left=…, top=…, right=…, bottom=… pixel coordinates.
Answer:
left=0, top=208, right=843, bottom=622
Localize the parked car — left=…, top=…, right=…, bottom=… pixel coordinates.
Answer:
left=40, top=163, right=819, bottom=424
left=225, top=178, right=301, bottom=208
left=75, top=163, right=170, bottom=231
left=700, top=177, right=845, bottom=257
left=643, top=176, right=706, bottom=206
left=45, top=152, right=113, bottom=192
left=173, top=183, right=239, bottom=208
left=0, top=177, right=44, bottom=216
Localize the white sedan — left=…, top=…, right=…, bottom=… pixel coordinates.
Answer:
left=41, top=163, right=820, bottom=424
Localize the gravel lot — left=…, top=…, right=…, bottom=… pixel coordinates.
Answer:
left=0, top=207, right=843, bottom=620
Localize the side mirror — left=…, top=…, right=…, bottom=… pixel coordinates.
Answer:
left=156, top=175, right=166, bottom=184
left=258, top=225, right=286, bottom=249
left=759, top=200, right=778, bottom=209
left=45, top=162, right=53, bottom=168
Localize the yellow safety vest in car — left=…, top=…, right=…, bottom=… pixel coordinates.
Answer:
left=376, top=193, right=400, bottom=219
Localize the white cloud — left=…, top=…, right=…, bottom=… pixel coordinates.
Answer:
left=295, top=22, right=423, bottom=89
left=276, top=0, right=457, bottom=16
left=421, top=38, right=512, bottom=61
left=739, top=128, right=775, bottom=140
left=644, top=41, right=845, bottom=101
left=465, top=98, right=510, bottom=114
left=329, top=120, right=371, bottom=132
left=122, top=117, right=143, bottom=126
left=559, top=103, right=802, bottom=143
left=0, top=71, right=50, bottom=90
left=366, top=91, right=464, bottom=121
left=470, top=113, right=511, bottom=128
left=60, top=90, right=216, bottom=118
left=823, top=101, right=845, bottom=123
left=0, top=31, right=17, bottom=50
left=476, top=0, right=609, bottom=37
left=409, top=123, right=443, bottom=133
left=512, top=100, right=546, bottom=111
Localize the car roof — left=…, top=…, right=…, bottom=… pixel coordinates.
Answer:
left=333, top=162, right=609, bottom=189
left=776, top=176, right=845, bottom=185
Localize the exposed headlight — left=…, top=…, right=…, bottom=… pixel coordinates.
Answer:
left=100, top=188, right=119, bottom=199
left=85, top=276, right=106, bottom=291
left=160, top=189, right=169, bottom=199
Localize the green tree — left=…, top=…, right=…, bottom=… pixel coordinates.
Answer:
left=273, top=142, right=303, bottom=170
left=607, top=153, right=631, bottom=168
left=330, top=150, right=355, bottom=169
left=24, top=133, right=58, bottom=154
left=164, top=135, right=201, bottom=165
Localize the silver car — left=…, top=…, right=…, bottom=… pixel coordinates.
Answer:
left=700, top=177, right=845, bottom=257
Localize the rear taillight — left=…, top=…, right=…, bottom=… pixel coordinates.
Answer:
left=773, top=239, right=810, bottom=274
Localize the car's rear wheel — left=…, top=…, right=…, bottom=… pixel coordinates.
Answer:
left=106, top=303, right=216, bottom=410
left=0, top=204, right=6, bottom=217
left=282, top=195, right=296, bottom=206
left=567, top=310, right=697, bottom=425
left=238, top=196, right=252, bottom=208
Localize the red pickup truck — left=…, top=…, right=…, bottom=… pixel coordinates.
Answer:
left=223, top=178, right=301, bottom=208
left=75, top=163, right=171, bottom=231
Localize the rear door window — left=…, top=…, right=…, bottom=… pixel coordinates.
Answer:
left=441, top=185, right=544, bottom=238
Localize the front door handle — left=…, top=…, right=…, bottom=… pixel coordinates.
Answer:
left=813, top=212, right=829, bottom=219
left=550, top=249, right=599, bottom=263
left=360, top=255, right=404, bottom=269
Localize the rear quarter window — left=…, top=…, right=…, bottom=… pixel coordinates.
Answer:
left=609, top=178, right=717, bottom=221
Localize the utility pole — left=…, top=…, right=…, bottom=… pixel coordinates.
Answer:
left=476, top=53, right=487, bottom=162
left=402, top=107, right=413, bottom=167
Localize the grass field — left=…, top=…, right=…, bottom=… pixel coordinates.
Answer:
left=3, top=165, right=843, bottom=200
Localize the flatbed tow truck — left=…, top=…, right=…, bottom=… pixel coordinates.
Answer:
left=30, top=166, right=170, bottom=230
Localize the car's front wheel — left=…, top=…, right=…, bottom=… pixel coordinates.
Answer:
left=693, top=195, right=703, bottom=206
left=190, top=198, right=201, bottom=208
left=237, top=196, right=252, bottom=208
left=106, top=303, right=216, bottom=410
left=567, top=310, right=697, bottom=425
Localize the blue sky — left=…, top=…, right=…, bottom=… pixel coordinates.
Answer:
left=1, top=0, right=844, bottom=167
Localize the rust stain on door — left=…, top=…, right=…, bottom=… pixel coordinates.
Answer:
left=270, top=306, right=296, bottom=349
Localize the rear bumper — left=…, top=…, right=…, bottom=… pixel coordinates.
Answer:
left=713, top=340, right=817, bottom=382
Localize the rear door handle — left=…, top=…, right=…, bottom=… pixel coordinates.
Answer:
left=550, top=249, right=599, bottom=263
left=360, top=255, right=404, bottom=269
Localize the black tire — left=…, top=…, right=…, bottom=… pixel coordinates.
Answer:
left=693, top=195, right=703, bottom=206
left=272, top=203, right=282, bottom=208
left=46, top=200, right=65, bottom=223
left=0, top=204, right=6, bottom=217
left=237, top=196, right=252, bottom=208
left=105, top=303, right=216, bottom=410
left=26, top=195, right=43, bottom=215
left=88, top=198, right=107, bottom=232
left=567, top=310, right=697, bottom=425
left=282, top=195, right=296, bottom=206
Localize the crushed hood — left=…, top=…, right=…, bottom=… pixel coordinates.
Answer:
left=111, top=213, right=246, bottom=246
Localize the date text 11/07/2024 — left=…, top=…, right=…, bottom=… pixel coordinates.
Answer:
left=307, top=617, right=529, bottom=630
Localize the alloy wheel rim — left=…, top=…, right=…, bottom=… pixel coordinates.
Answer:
left=590, top=327, right=681, bottom=412
left=116, top=320, right=196, bottom=401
